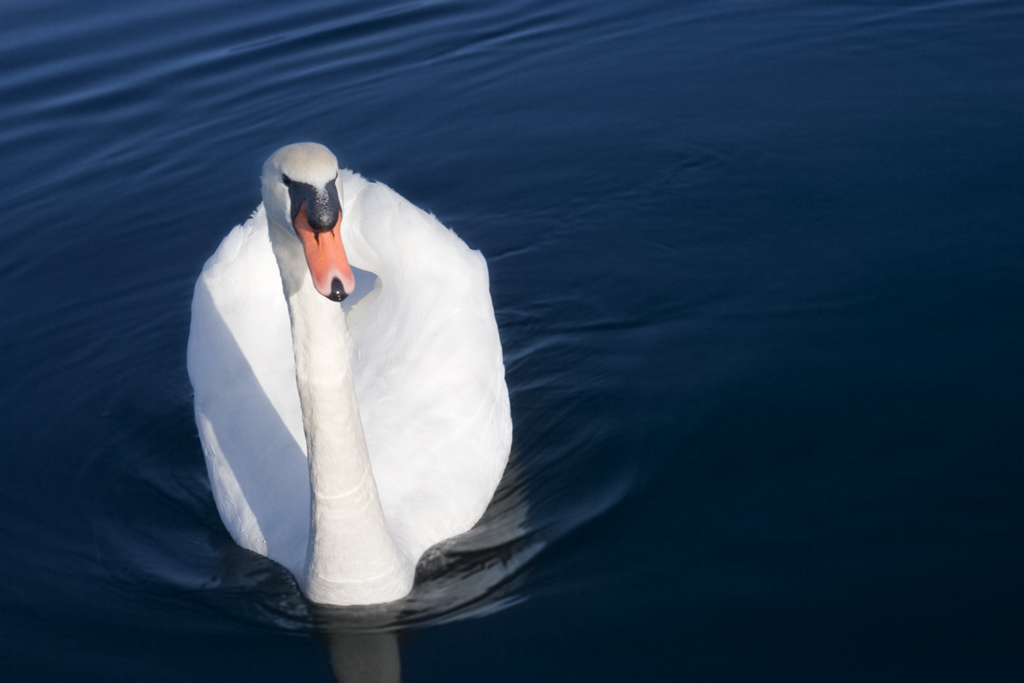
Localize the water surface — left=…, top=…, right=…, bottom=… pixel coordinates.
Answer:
left=1, top=0, right=1022, bottom=680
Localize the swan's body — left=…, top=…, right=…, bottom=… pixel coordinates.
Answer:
left=187, top=144, right=511, bottom=605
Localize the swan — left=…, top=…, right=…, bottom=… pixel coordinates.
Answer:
left=187, top=143, right=511, bottom=605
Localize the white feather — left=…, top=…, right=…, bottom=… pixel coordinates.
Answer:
left=187, top=169, right=511, bottom=595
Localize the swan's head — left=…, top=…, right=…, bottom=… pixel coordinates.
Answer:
left=262, top=143, right=353, bottom=302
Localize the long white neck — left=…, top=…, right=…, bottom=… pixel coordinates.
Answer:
left=269, top=222, right=413, bottom=605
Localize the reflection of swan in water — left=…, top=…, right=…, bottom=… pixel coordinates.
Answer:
left=187, top=143, right=513, bottom=606
left=324, top=630, right=402, bottom=683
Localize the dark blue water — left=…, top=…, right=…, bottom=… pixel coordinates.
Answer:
left=2, top=0, right=1022, bottom=680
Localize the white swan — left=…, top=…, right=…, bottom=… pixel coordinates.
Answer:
left=187, top=143, right=511, bottom=605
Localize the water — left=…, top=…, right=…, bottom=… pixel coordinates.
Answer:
left=1, top=0, right=1022, bottom=680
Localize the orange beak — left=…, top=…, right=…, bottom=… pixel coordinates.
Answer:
left=293, top=205, right=355, bottom=301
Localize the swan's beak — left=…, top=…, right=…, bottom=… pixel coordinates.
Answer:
left=294, top=206, right=355, bottom=302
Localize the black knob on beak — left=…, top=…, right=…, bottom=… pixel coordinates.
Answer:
left=288, top=177, right=342, bottom=232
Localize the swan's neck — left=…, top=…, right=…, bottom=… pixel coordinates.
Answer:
left=269, top=223, right=413, bottom=605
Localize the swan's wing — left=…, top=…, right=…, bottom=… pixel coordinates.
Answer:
left=340, top=173, right=512, bottom=561
left=187, top=207, right=309, bottom=576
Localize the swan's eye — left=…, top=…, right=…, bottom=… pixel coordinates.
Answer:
left=282, top=174, right=292, bottom=186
